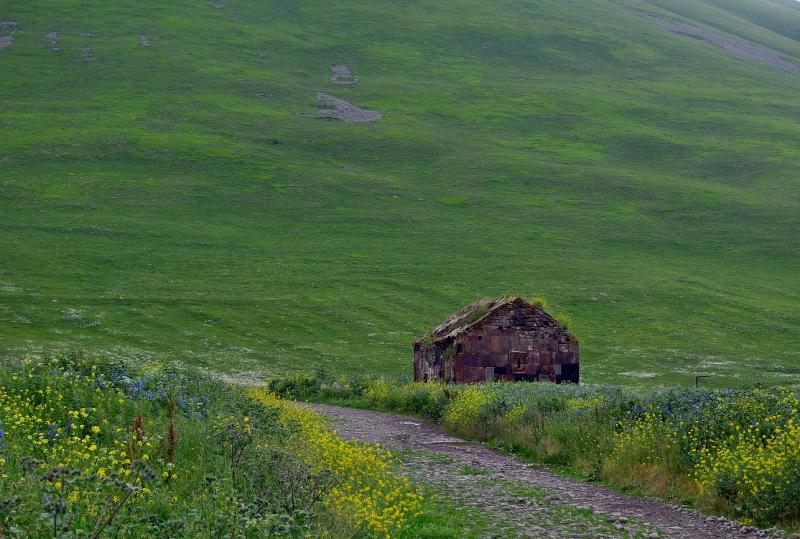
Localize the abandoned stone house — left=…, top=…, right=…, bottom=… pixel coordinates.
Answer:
left=413, top=296, right=579, bottom=384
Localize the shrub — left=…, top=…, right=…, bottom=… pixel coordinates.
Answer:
left=694, top=393, right=800, bottom=525
left=405, top=383, right=448, bottom=421
left=528, top=295, right=550, bottom=310
left=266, top=373, right=321, bottom=400
left=443, top=385, right=495, bottom=437
left=364, top=378, right=392, bottom=406
left=555, top=312, right=574, bottom=333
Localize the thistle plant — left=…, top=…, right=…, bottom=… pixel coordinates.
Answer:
left=213, top=415, right=255, bottom=482
left=0, top=497, right=21, bottom=537
left=164, top=392, right=180, bottom=483
left=90, top=460, right=157, bottom=539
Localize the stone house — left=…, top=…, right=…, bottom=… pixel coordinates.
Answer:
left=413, top=296, right=579, bottom=384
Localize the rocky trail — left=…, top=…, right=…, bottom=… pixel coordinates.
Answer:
left=311, top=404, right=784, bottom=539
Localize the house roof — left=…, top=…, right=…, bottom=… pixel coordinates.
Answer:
left=415, top=295, right=531, bottom=344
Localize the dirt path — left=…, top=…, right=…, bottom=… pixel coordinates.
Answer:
left=312, top=404, right=781, bottom=538
left=641, top=13, right=800, bottom=77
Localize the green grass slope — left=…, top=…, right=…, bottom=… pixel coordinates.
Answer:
left=1, top=0, right=799, bottom=386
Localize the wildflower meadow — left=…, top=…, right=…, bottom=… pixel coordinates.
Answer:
left=0, top=355, right=426, bottom=538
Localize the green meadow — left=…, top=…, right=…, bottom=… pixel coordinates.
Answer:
left=1, top=0, right=799, bottom=386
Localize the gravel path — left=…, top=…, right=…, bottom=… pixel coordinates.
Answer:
left=641, top=13, right=800, bottom=77
left=312, top=404, right=783, bottom=539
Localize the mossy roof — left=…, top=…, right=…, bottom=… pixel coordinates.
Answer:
left=415, top=296, right=528, bottom=344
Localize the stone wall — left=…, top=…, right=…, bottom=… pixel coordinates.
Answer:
left=414, top=300, right=579, bottom=384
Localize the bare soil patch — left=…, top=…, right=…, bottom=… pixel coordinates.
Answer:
left=312, top=404, right=783, bottom=538
left=331, top=63, right=358, bottom=86
left=642, top=13, right=800, bottom=77
left=315, top=92, right=382, bottom=122
left=0, top=23, right=17, bottom=51
left=46, top=31, right=60, bottom=52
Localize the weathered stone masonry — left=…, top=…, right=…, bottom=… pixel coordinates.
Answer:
left=414, top=296, right=579, bottom=384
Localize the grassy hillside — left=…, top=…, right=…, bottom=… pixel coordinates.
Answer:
left=1, top=0, right=799, bottom=386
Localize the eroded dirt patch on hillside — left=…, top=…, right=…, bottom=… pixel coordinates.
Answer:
left=46, top=31, right=60, bottom=52
left=641, top=13, right=800, bottom=77
left=0, top=23, right=17, bottom=51
left=331, top=63, right=358, bottom=86
left=312, top=404, right=782, bottom=538
left=315, top=92, right=382, bottom=122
